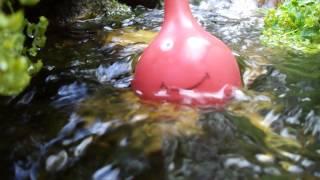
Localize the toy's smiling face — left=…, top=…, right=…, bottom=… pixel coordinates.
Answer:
left=132, top=24, right=242, bottom=106
left=132, top=38, right=241, bottom=105
left=132, top=67, right=235, bottom=105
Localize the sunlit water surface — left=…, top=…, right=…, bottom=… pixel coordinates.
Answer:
left=1, top=0, right=320, bottom=179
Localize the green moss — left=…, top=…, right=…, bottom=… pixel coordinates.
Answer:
left=0, top=1, right=48, bottom=96
left=261, top=0, right=320, bottom=54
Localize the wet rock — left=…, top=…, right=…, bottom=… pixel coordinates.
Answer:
left=26, top=0, right=132, bottom=28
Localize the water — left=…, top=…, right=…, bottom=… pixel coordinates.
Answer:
left=1, top=0, right=320, bottom=179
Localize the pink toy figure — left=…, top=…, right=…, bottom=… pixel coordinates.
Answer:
left=132, top=0, right=242, bottom=106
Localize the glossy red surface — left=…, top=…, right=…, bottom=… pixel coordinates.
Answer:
left=132, top=0, right=242, bottom=105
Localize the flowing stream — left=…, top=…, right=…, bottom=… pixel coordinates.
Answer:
left=1, top=0, right=320, bottom=179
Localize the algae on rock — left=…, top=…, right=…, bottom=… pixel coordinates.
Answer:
left=54, top=0, right=132, bottom=26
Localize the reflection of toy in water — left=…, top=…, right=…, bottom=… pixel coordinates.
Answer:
left=132, top=0, right=242, bottom=106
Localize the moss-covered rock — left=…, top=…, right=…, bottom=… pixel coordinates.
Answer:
left=56, top=0, right=132, bottom=25
left=26, top=0, right=133, bottom=27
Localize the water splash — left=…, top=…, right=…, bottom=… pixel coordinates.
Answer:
left=52, top=82, right=88, bottom=108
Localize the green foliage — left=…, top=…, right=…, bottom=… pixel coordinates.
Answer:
left=0, top=1, right=48, bottom=96
left=27, top=16, right=48, bottom=57
left=261, top=0, right=320, bottom=54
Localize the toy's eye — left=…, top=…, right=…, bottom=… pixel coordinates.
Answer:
left=160, top=39, right=174, bottom=51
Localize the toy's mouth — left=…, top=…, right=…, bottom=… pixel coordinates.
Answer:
left=159, top=72, right=210, bottom=91
left=154, top=72, right=233, bottom=103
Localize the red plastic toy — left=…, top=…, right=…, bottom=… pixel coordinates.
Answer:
left=132, top=0, right=242, bottom=105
